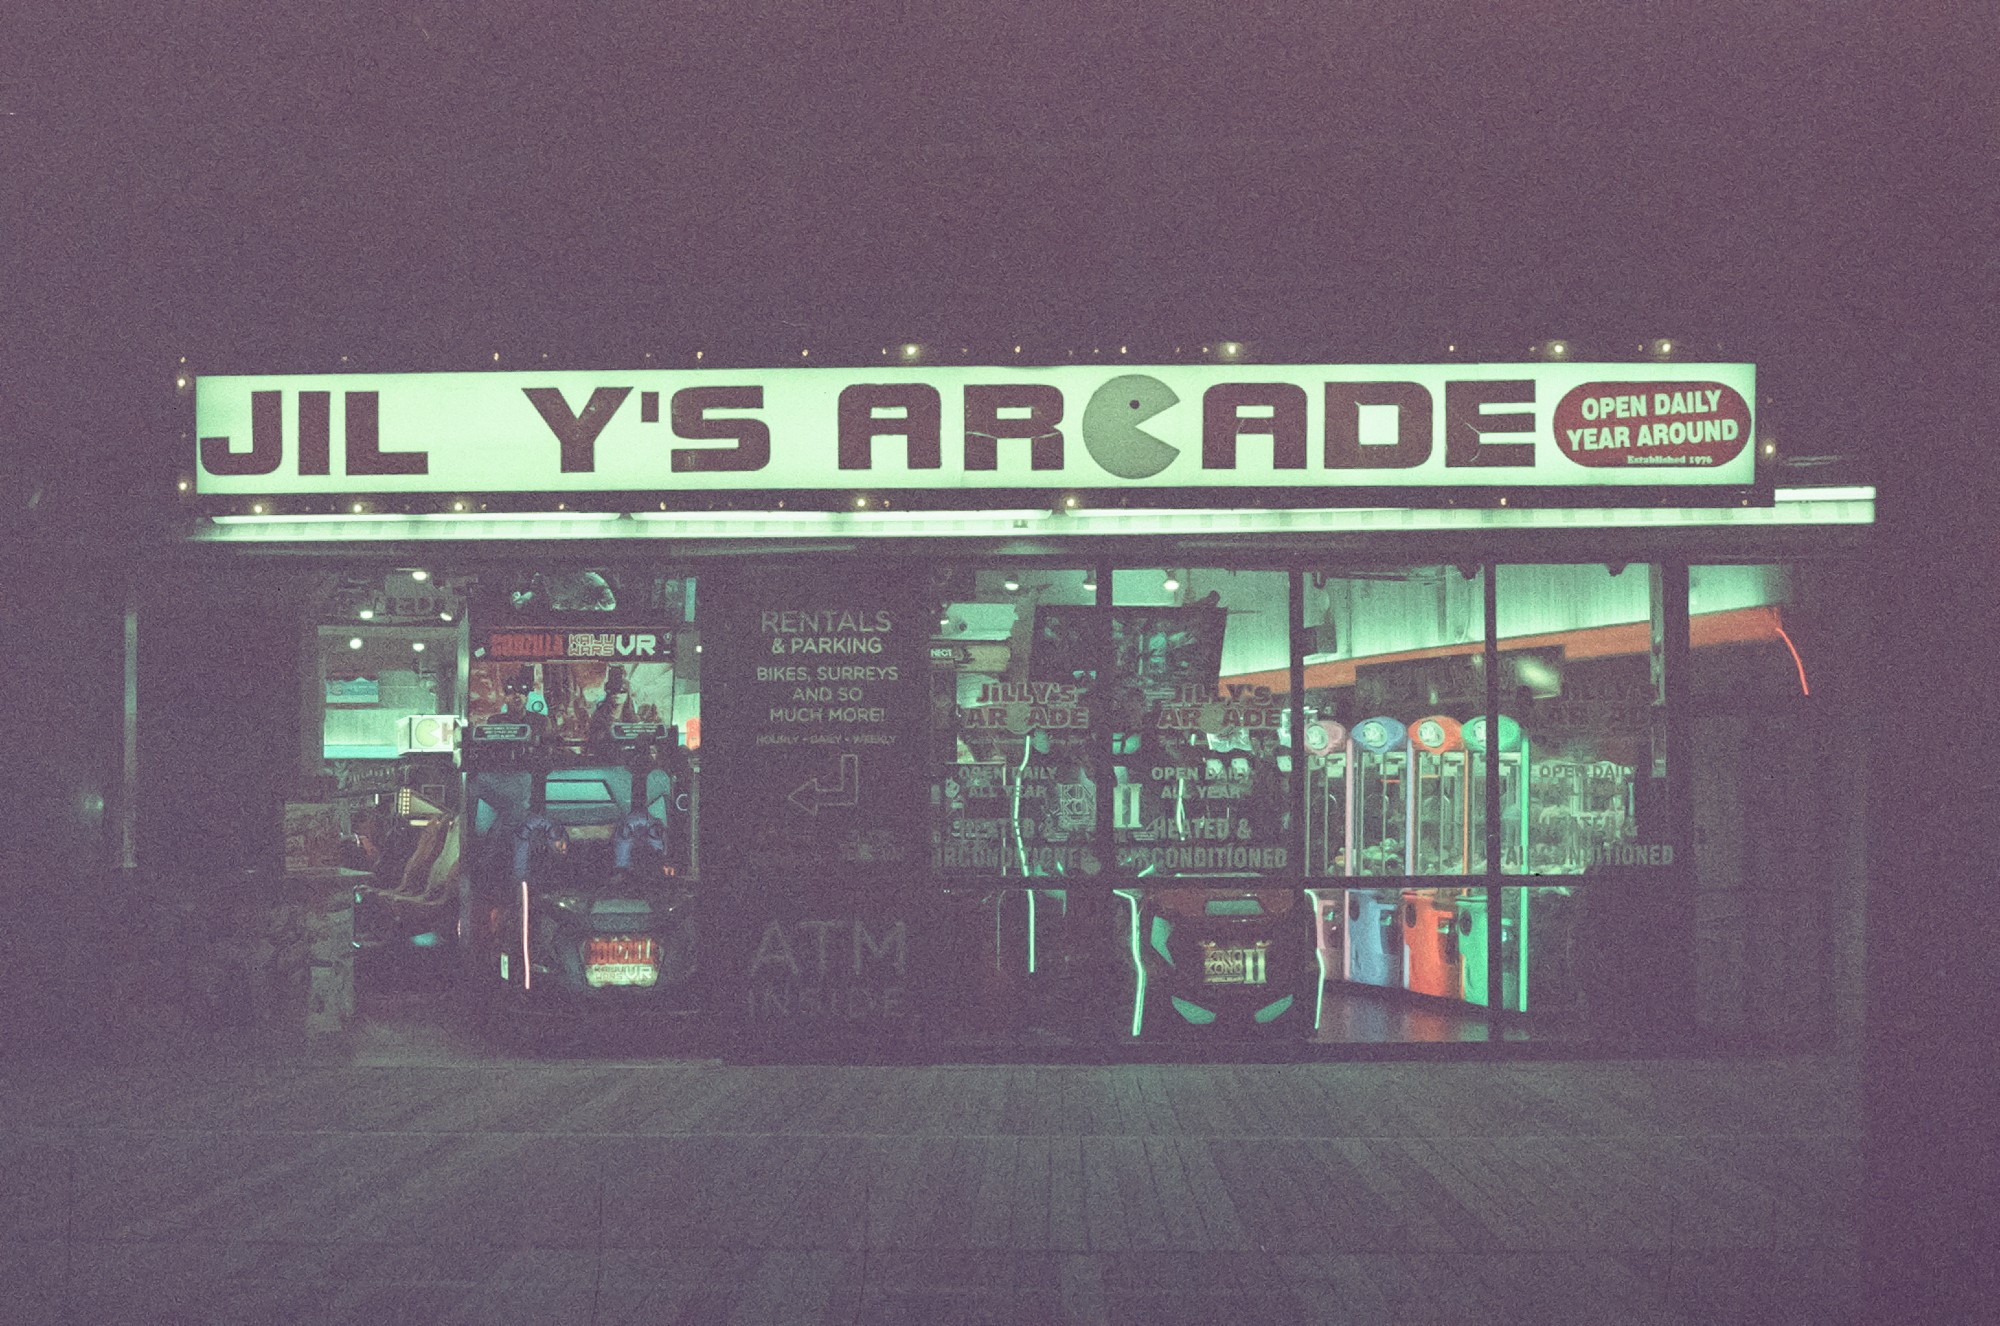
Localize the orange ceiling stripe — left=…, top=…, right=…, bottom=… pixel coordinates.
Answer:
left=1220, top=605, right=1784, bottom=694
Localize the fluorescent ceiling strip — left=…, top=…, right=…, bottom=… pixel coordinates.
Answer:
left=192, top=489, right=1872, bottom=541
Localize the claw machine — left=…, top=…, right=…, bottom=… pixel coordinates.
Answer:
left=1453, top=715, right=1544, bottom=1012
left=1302, top=718, right=1350, bottom=988
left=1342, top=715, right=1407, bottom=988
left=1406, top=716, right=1473, bottom=876
left=1402, top=715, right=1473, bottom=996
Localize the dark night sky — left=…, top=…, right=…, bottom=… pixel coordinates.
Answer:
left=3, top=0, right=1991, bottom=514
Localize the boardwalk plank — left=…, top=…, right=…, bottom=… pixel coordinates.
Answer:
left=1048, top=1135, right=1089, bottom=1252
left=1105, top=1134, right=1171, bottom=1250
left=1080, top=1134, right=1130, bottom=1251
left=1162, top=1135, right=1255, bottom=1252
left=1402, top=1136, right=1529, bottom=1249
left=966, top=1133, right=1019, bottom=1249
left=1137, top=1135, right=1218, bottom=1252
left=1009, top=1134, right=1053, bottom=1251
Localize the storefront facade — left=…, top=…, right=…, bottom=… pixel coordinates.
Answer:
left=134, top=355, right=1871, bottom=1056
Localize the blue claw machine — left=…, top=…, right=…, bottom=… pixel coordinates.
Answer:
left=1342, top=715, right=1408, bottom=988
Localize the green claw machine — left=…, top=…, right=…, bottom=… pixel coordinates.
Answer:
left=1457, top=715, right=1531, bottom=1009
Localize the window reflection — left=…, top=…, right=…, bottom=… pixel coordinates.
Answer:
left=933, top=568, right=1100, bottom=878
left=1110, top=570, right=1292, bottom=879
left=1301, top=567, right=1486, bottom=877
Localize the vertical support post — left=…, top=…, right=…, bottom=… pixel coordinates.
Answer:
left=1288, top=569, right=1308, bottom=889
left=118, top=572, right=139, bottom=871
left=1483, top=565, right=1503, bottom=1031
left=1289, top=568, right=1313, bottom=1024
left=1090, top=557, right=1115, bottom=853
left=1656, top=561, right=1693, bottom=1044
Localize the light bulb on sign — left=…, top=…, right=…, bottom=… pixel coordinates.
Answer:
left=347, top=637, right=363, bottom=650
left=412, top=642, right=425, bottom=652
left=1162, top=575, right=1180, bottom=593
left=411, top=570, right=429, bottom=582
left=358, top=608, right=374, bottom=620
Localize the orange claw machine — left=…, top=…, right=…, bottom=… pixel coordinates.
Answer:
left=1401, top=715, right=1473, bottom=997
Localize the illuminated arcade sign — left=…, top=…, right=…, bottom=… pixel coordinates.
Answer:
left=193, top=363, right=1756, bottom=500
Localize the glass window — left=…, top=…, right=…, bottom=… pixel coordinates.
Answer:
left=1109, top=569, right=1292, bottom=879
left=931, top=567, right=1100, bottom=878
left=312, top=570, right=466, bottom=762
left=1688, top=563, right=1807, bottom=710
left=462, top=567, right=699, bottom=878
left=1495, top=885, right=1584, bottom=1027
left=1300, top=567, right=1486, bottom=877
left=1495, top=564, right=1659, bottom=876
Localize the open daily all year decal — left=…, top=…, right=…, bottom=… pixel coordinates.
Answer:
left=193, top=362, right=1757, bottom=498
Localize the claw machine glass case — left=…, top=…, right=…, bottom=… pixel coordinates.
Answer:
left=1342, top=715, right=1408, bottom=990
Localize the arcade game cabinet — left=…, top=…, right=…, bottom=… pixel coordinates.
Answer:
left=460, top=575, right=699, bottom=1036
left=1342, top=715, right=1408, bottom=991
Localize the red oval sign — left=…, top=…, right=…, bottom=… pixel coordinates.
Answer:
left=1553, top=381, right=1751, bottom=469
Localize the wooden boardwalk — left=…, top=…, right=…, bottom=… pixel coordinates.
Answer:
left=0, top=1045, right=1860, bottom=1324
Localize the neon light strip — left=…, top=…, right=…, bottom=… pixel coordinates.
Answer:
left=1012, top=736, right=1032, bottom=877
left=1773, top=486, right=1874, bottom=502
left=1772, top=614, right=1811, bottom=696
left=194, top=488, right=1874, bottom=541
left=520, top=880, right=532, bottom=991
left=1026, top=889, right=1038, bottom=975
left=1304, top=889, right=1329, bottom=1031
left=1113, top=889, right=1145, bottom=1038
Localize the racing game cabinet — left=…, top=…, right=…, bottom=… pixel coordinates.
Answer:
left=463, top=758, right=699, bottom=1026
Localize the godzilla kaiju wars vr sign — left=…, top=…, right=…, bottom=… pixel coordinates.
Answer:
left=193, top=362, right=1755, bottom=500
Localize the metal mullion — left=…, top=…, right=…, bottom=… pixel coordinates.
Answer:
left=1091, top=555, right=1115, bottom=874
left=1289, top=569, right=1308, bottom=901
left=1659, top=560, right=1692, bottom=1045
left=1483, top=565, right=1502, bottom=1041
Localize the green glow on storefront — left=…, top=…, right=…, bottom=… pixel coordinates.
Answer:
left=1026, top=888, right=1037, bottom=974
left=1253, top=994, right=1294, bottom=1024
left=1115, top=889, right=1145, bottom=1037
left=1203, top=898, right=1264, bottom=916
left=197, top=486, right=1874, bottom=541
left=1305, top=889, right=1329, bottom=1030
left=1171, top=996, right=1217, bottom=1025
